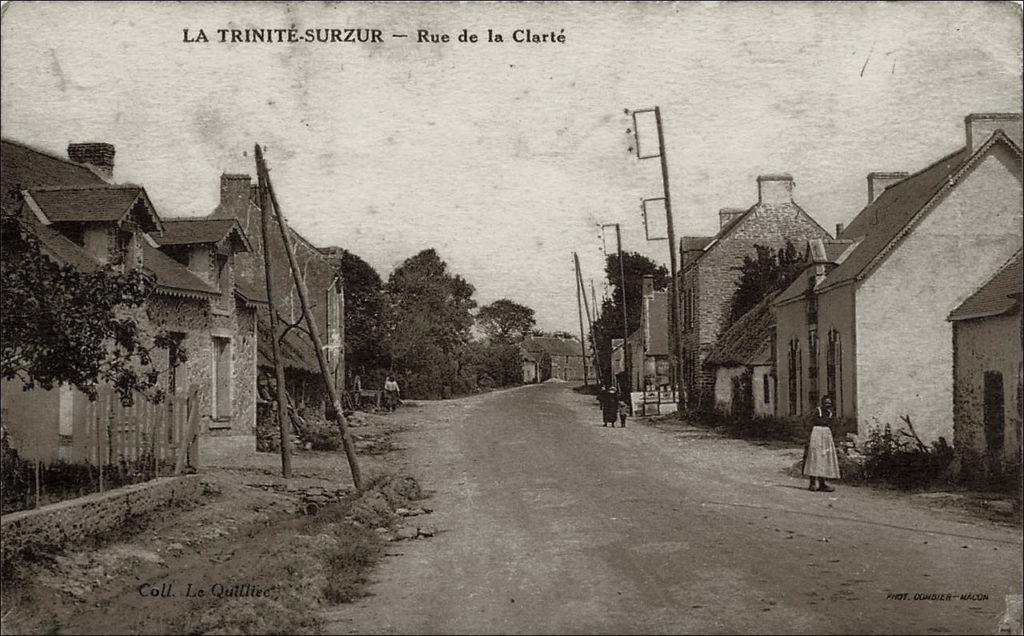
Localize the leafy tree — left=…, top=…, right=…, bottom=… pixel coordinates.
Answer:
left=476, top=298, right=536, bottom=344
left=590, top=252, right=668, bottom=387
left=335, top=248, right=385, bottom=375
left=1, top=199, right=180, bottom=405
left=726, top=241, right=804, bottom=327
left=381, top=249, right=476, bottom=398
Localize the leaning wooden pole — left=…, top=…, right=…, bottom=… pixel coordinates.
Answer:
left=255, top=144, right=363, bottom=491
left=572, top=252, right=590, bottom=387
left=256, top=165, right=293, bottom=478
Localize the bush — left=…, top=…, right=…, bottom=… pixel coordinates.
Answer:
left=860, top=421, right=954, bottom=489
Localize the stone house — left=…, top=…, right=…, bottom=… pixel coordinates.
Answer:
left=624, top=275, right=678, bottom=414
left=773, top=113, right=1023, bottom=445
left=0, top=139, right=265, bottom=462
left=679, top=174, right=832, bottom=405
left=520, top=336, right=593, bottom=383
left=948, top=250, right=1022, bottom=479
left=208, top=173, right=345, bottom=413
left=706, top=292, right=778, bottom=418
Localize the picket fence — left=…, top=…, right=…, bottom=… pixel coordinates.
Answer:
left=68, top=386, right=201, bottom=478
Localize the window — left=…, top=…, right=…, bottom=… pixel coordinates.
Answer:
left=788, top=339, right=800, bottom=415
left=826, top=329, right=839, bottom=405
left=215, top=254, right=229, bottom=293
left=211, top=337, right=232, bottom=421
left=984, top=371, right=1005, bottom=455
left=763, top=373, right=771, bottom=404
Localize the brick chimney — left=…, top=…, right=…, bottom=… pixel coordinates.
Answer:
left=835, top=223, right=845, bottom=238
left=965, top=113, right=1023, bottom=153
left=642, top=274, right=654, bottom=299
left=867, top=172, right=908, bottom=203
left=67, top=142, right=115, bottom=180
left=756, top=174, right=794, bottom=205
left=220, top=174, right=252, bottom=213
left=718, top=207, right=745, bottom=230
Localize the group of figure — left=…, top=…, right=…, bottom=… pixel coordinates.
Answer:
left=597, top=386, right=629, bottom=428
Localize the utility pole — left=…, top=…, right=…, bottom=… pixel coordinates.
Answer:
left=601, top=223, right=630, bottom=396
left=257, top=157, right=292, bottom=478
left=255, top=144, right=363, bottom=491
left=572, top=252, right=590, bottom=387
left=631, top=106, right=684, bottom=412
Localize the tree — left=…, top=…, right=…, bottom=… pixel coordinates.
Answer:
left=477, top=299, right=536, bottom=344
left=335, top=248, right=385, bottom=375
left=590, top=251, right=669, bottom=386
left=1, top=198, right=180, bottom=405
left=381, top=249, right=476, bottom=398
left=726, top=241, right=804, bottom=327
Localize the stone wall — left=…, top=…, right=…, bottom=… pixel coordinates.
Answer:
left=681, top=200, right=830, bottom=401
left=0, top=476, right=204, bottom=553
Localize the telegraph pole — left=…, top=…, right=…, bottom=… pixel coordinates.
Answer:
left=572, top=252, right=590, bottom=387
left=601, top=223, right=630, bottom=396
left=631, top=106, right=684, bottom=411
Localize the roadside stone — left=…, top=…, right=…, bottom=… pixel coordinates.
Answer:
left=417, top=525, right=436, bottom=538
left=395, top=526, right=418, bottom=540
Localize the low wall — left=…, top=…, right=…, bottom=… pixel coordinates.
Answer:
left=1, top=475, right=204, bottom=552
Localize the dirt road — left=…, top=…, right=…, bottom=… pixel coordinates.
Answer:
left=324, top=382, right=1022, bottom=634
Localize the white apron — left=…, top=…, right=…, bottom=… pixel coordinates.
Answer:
left=803, top=425, right=840, bottom=479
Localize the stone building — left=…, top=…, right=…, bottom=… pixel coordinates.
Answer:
left=0, top=139, right=265, bottom=462
left=949, top=250, right=1022, bottom=480
left=706, top=292, right=778, bottom=418
left=624, top=275, right=678, bottom=414
left=209, top=173, right=345, bottom=413
left=520, top=336, right=594, bottom=383
left=773, top=113, right=1023, bottom=445
left=679, top=174, right=832, bottom=405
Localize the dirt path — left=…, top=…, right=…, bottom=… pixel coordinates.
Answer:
left=323, top=383, right=1022, bottom=634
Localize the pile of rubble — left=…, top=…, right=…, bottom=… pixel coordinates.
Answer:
left=245, top=482, right=354, bottom=514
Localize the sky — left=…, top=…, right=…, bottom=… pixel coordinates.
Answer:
left=1, top=1, right=1021, bottom=333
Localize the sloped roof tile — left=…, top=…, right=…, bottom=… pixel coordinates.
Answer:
left=156, top=218, right=252, bottom=251
left=949, top=251, right=1023, bottom=321
left=706, top=293, right=777, bottom=367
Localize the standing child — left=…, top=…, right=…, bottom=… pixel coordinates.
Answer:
left=617, top=394, right=629, bottom=428
left=802, top=396, right=840, bottom=491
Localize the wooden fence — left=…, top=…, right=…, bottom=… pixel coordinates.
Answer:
left=68, top=386, right=201, bottom=478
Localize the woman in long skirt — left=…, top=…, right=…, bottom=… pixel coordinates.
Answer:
left=803, top=396, right=840, bottom=492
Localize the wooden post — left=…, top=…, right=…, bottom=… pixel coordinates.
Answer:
left=255, top=144, right=363, bottom=491
left=653, top=106, right=684, bottom=412
left=256, top=148, right=294, bottom=479
left=572, top=252, right=590, bottom=387
left=174, top=387, right=201, bottom=475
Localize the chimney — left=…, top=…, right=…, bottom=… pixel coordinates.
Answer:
left=965, top=112, right=1023, bottom=153
left=642, top=274, right=654, bottom=299
left=718, top=207, right=745, bottom=230
left=67, top=142, right=115, bottom=180
left=756, top=174, right=794, bottom=205
left=866, top=172, right=908, bottom=203
left=220, top=174, right=252, bottom=213
left=835, top=223, right=845, bottom=238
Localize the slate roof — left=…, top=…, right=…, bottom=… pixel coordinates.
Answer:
left=522, top=336, right=586, bottom=358
left=706, top=292, right=778, bottom=367
left=156, top=218, right=252, bottom=251
left=26, top=186, right=162, bottom=233
left=20, top=214, right=101, bottom=272
left=234, top=278, right=269, bottom=305
left=141, top=243, right=219, bottom=298
left=774, top=239, right=856, bottom=306
left=1, top=139, right=107, bottom=194
left=822, top=130, right=1022, bottom=291
left=949, top=251, right=1023, bottom=321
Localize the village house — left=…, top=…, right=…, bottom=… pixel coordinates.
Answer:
left=209, top=173, right=345, bottom=415
left=521, top=335, right=594, bottom=383
left=773, top=113, right=1023, bottom=446
left=0, top=139, right=265, bottom=463
left=625, top=275, right=677, bottom=415
left=706, top=292, right=779, bottom=418
left=679, top=174, right=832, bottom=406
left=949, top=250, right=1022, bottom=480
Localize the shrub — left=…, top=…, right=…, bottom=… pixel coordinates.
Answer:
left=860, top=420, right=954, bottom=489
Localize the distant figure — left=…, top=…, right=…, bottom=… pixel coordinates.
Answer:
left=383, top=375, right=400, bottom=412
left=617, top=394, right=629, bottom=428
left=803, top=396, right=840, bottom=492
left=598, top=387, right=619, bottom=428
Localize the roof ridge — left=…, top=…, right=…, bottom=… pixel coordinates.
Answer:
left=28, top=184, right=140, bottom=192
left=1, top=138, right=89, bottom=170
